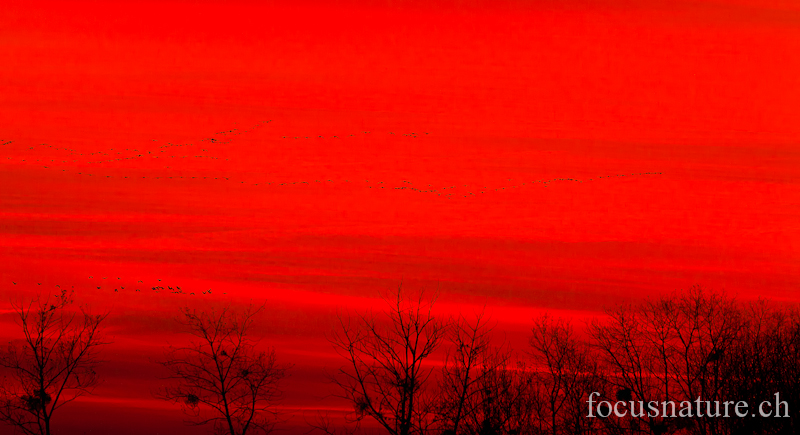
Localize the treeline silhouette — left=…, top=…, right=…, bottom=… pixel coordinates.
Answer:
left=1, top=286, right=798, bottom=435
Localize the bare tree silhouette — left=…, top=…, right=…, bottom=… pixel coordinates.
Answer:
left=722, top=301, right=800, bottom=435
left=157, top=304, right=287, bottom=435
left=589, top=301, right=669, bottom=435
left=436, top=311, right=535, bottom=435
left=529, top=315, right=600, bottom=435
left=0, top=289, right=108, bottom=435
left=590, top=286, right=753, bottom=435
left=328, top=287, right=446, bottom=435
left=436, top=311, right=496, bottom=435
left=315, top=285, right=800, bottom=435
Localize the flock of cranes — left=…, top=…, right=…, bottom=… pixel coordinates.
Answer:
left=8, top=278, right=220, bottom=297
left=1, top=121, right=664, bottom=200
left=2, top=120, right=666, bottom=297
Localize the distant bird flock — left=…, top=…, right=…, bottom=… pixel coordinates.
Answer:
left=2, top=121, right=666, bottom=296
left=8, top=277, right=224, bottom=298
left=0, top=119, right=664, bottom=201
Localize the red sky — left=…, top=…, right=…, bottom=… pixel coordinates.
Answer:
left=1, top=0, right=799, bottom=433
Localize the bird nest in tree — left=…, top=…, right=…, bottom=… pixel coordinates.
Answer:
left=21, top=390, right=52, bottom=411
left=185, top=393, right=200, bottom=407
